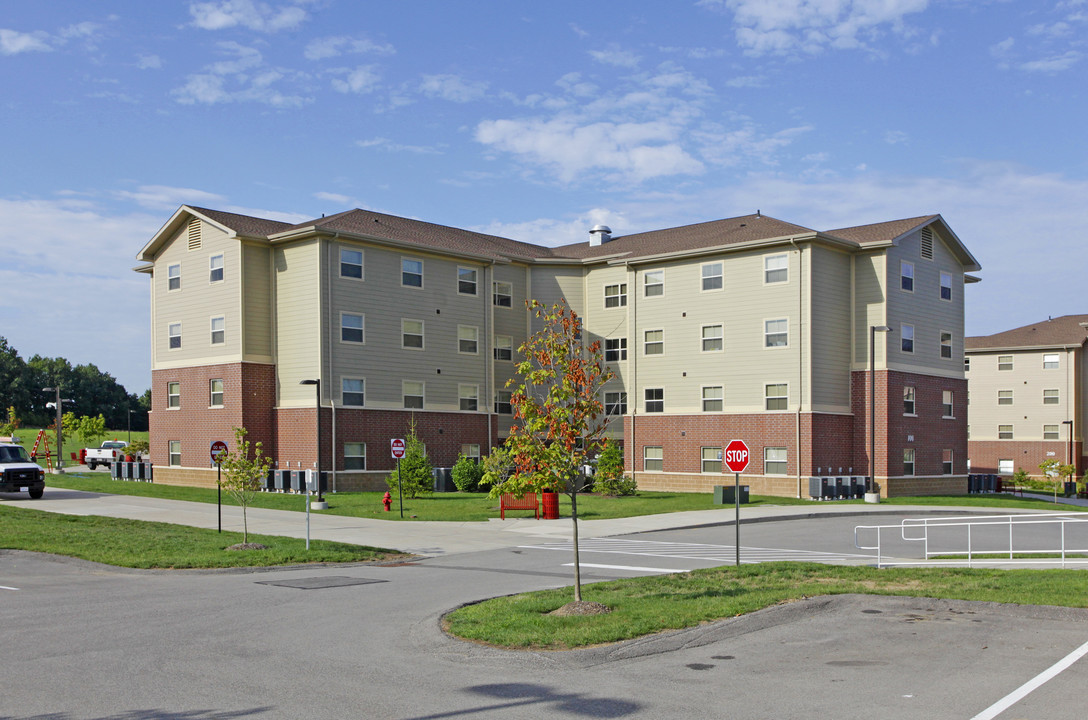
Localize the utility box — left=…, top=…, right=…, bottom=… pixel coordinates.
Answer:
left=808, top=476, right=829, bottom=500
left=714, top=485, right=749, bottom=504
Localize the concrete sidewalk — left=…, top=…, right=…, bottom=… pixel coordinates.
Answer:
left=5, top=485, right=1076, bottom=556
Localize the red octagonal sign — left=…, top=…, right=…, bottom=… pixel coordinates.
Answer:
left=724, top=440, right=750, bottom=473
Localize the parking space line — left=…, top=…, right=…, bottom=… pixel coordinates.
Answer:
left=1, top=585, right=20, bottom=591
left=970, top=637, right=1088, bottom=720
left=563, top=562, right=687, bottom=574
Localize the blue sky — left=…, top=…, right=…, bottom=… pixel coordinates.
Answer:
left=2, top=0, right=1086, bottom=394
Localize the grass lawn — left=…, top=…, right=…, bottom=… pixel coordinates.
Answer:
left=0, top=504, right=404, bottom=569
left=444, top=561, right=1088, bottom=649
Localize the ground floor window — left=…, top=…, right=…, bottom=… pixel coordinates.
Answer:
left=942, top=449, right=953, bottom=475
left=644, top=446, right=663, bottom=472
left=764, top=447, right=787, bottom=475
left=701, top=447, right=721, bottom=473
left=344, top=442, right=366, bottom=470
left=903, top=448, right=915, bottom=476
left=461, top=444, right=480, bottom=461
left=998, top=459, right=1013, bottom=475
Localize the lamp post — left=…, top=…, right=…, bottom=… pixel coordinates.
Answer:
left=299, top=379, right=323, bottom=504
left=128, top=409, right=135, bottom=445
left=867, top=325, right=892, bottom=503
left=42, top=387, right=67, bottom=474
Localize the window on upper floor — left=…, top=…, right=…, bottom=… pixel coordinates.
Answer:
left=702, top=447, right=722, bottom=474
left=167, top=381, right=180, bottom=409
left=341, top=313, right=364, bottom=343
left=604, top=283, right=627, bottom=308
left=495, top=390, right=512, bottom=415
left=900, top=261, right=914, bottom=292
left=940, top=272, right=953, bottom=301
left=765, top=383, right=788, bottom=411
left=493, top=281, right=512, bottom=307
left=344, top=442, right=366, bottom=470
left=209, top=379, right=223, bottom=407
left=765, top=319, right=788, bottom=348
left=964, top=356, right=971, bottom=371
left=764, top=254, right=788, bottom=284
left=998, top=424, right=1013, bottom=439
left=702, top=324, right=723, bottom=352
left=998, top=355, right=1013, bottom=371
left=644, top=446, right=663, bottom=472
left=457, top=267, right=477, bottom=295
left=998, top=390, right=1013, bottom=405
left=210, top=316, right=225, bottom=345
left=209, top=254, right=224, bottom=283
left=401, top=258, right=423, bottom=287
left=1043, top=353, right=1059, bottom=369
left=903, top=386, right=916, bottom=415
left=940, top=331, right=953, bottom=359
left=605, top=391, right=627, bottom=416
left=494, top=335, right=513, bottom=361
left=644, top=270, right=664, bottom=297
left=458, top=384, right=478, bottom=412
left=1044, top=425, right=1060, bottom=441
left=702, top=386, right=723, bottom=412
left=168, top=263, right=181, bottom=291
left=168, top=322, right=182, bottom=350
left=605, top=337, right=627, bottom=362
left=403, top=381, right=424, bottom=409
left=701, top=262, right=723, bottom=291
left=340, top=248, right=363, bottom=279
left=1043, top=388, right=1060, bottom=405
left=645, top=388, right=663, bottom=413
left=458, top=325, right=478, bottom=354
left=644, top=330, right=663, bottom=355
left=402, top=319, right=424, bottom=349
left=342, top=378, right=365, bottom=407
left=901, top=324, right=914, bottom=353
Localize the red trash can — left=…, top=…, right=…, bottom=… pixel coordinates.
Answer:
left=542, top=491, right=560, bottom=519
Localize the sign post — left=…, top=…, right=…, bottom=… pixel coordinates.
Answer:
left=391, top=438, right=406, bottom=519
left=724, top=439, right=750, bottom=566
left=210, top=441, right=229, bottom=533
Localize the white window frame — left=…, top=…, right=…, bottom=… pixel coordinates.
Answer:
left=402, top=319, right=424, bottom=350
left=900, top=260, right=914, bottom=292
left=998, top=424, right=1013, bottom=440
left=764, top=318, right=788, bottom=348
left=940, top=271, right=953, bottom=301
left=765, top=382, right=788, bottom=411
left=340, top=312, right=365, bottom=344
left=167, top=381, right=180, bottom=409
left=401, top=257, right=423, bottom=288
left=645, top=388, right=664, bottom=413
left=167, top=263, right=181, bottom=291
left=644, top=269, right=664, bottom=297
left=701, top=324, right=723, bottom=353
left=458, top=325, right=479, bottom=355
left=461, top=444, right=481, bottom=462
left=209, top=253, right=224, bottom=284
left=940, top=331, right=952, bottom=359
left=644, top=446, right=663, bottom=472
left=1043, top=425, right=1060, bottom=441
left=210, top=316, right=225, bottom=345
left=764, top=254, right=788, bottom=284
left=605, top=337, right=627, bottom=362
left=998, top=355, right=1013, bottom=371
left=495, top=390, right=512, bottom=415
left=457, top=266, right=477, bottom=296
left=209, top=378, right=224, bottom=408
left=997, top=390, right=1013, bottom=406
left=604, top=391, right=627, bottom=416
left=702, top=385, right=723, bottom=412
left=1043, top=388, right=1060, bottom=405
left=701, top=262, right=723, bottom=292
left=493, top=281, right=512, bottom=307
left=340, top=247, right=363, bottom=280
left=903, top=448, right=915, bottom=476
left=942, top=390, right=954, bottom=418
left=341, top=377, right=365, bottom=407
left=402, top=380, right=424, bottom=409
left=168, top=440, right=181, bottom=467
left=764, top=447, right=787, bottom=475
left=903, top=386, right=916, bottom=415
left=1043, top=353, right=1059, bottom=370
left=644, top=329, right=664, bottom=356
left=702, top=447, right=722, bottom=474
left=901, top=324, right=914, bottom=354
left=168, top=322, right=182, bottom=350
left=998, top=459, right=1014, bottom=475
left=494, top=335, right=513, bottom=361
left=344, top=442, right=366, bottom=470
left=604, top=283, right=628, bottom=308
left=458, top=384, right=479, bottom=412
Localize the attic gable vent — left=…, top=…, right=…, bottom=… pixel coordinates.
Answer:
left=187, top=218, right=202, bottom=251
left=920, top=227, right=933, bottom=260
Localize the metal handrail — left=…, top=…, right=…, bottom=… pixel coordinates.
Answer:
left=855, top=513, right=1088, bottom=568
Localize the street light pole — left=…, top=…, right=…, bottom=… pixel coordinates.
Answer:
left=868, top=325, right=891, bottom=503
left=42, top=387, right=65, bottom=474
left=299, top=379, right=323, bottom=503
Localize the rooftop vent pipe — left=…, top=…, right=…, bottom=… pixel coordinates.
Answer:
left=589, top=224, right=612, bottom=246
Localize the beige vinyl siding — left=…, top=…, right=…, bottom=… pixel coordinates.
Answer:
left=274, top=241, right=321, bottom=407
left=241, top=242, right=273, bottom=360
left=151, top=218, right=242, bottom=369
left=529, top=266, right=585, bottom=323
left=852, top=252, right=887, bottom=368
left=809, top=246, right=852, bottom=411
left=885, top=226, right=965, bottom=379
left=493, top=264, right=529, bottom=436
left=327, top=243, right=488, bottom=412
left=966, top=347, right=1078, bottom=441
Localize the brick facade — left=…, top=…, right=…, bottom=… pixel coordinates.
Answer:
left=967, top=440, right=1085, bottom=477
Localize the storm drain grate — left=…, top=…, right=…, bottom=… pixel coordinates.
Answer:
left=256, top=576, right=388, bottom=590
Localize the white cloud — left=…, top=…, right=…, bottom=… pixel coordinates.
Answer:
left=313, top=191, right=353, bottom=205
left=471, top=208, right=632, bottom=248
left=884, top=130, right=909, bottom=145
left=1020, top=50, right=1081, bottom=73
left=589, top=47, right=641, bottom=68
left=356, top=138, right=442, bottom=155
left=304, top=35, right=395, bottom=60
left=115, top=185, right=229, bottom=212
left=330, top=65, right=380, bottom=94
left=0, top=28, right=53, bottom=55
left=419, top=74, right=488, bottom=103
left=172, top=41, right=309, bottom=106
left=189, top=0, right=309, bottom=32
left=136, top=53, right=162, bottom=69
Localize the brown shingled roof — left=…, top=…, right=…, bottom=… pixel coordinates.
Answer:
left=966, top=315, right=1088, bottom=350
left=827, top=215, right=938, bottom=245
left=189, top=206, right=294, bottom=237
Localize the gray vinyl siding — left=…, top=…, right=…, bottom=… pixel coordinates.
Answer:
left=326, top=242, right=488, bottom=412
left=810, top=246, right=852, bottom=411
left=885, top=226, right=965, bottom=379
left=151, top=219, right=241, bottom=368
left=529, top=266, right=585, bottom=324
left=241, top=242, right=273, bottom=360
left=274, top=241, right=321, bottom=407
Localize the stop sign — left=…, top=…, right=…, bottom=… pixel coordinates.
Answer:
left=390, top=438, right=406, bottom=459
left=723, top=439, right=750, bottom=473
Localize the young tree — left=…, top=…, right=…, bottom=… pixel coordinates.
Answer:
left=219, top=427, right=273, bottom=545
left=592, top=438, right=637, bottom=496
left=1039, top=459, right=1076, bottom=502
left=483, top=300, right=613, bottom=603
left=386, top=417, right=433, bottom=499
left=451, top=452, right=484, bottom=492
left=75, top=414, right=107, bottom=449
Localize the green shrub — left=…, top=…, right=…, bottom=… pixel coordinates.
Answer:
left=592, top=439, right=637, bottom=496
left=386, top=420, right=433, bottom=499
left=451, top=453, right=484, bottom=492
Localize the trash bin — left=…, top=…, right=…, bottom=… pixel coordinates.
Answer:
left=432, top=467, right=455, bottom=493
left=1065, top=481, right=1077, bottom=497
left=542, top=491, right=560, bottom=519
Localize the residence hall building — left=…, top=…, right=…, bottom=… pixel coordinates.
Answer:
left=135, top=205, right=980, bottom=498
left=965, top=315, right=1087, bottom=478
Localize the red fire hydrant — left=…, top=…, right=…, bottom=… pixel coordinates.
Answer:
left=382, top=491, right=392, bottom=512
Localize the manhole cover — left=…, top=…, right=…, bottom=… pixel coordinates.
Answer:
left=256, top=576, right=388, bottom=590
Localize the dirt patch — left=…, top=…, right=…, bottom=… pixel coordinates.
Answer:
left=226, top=542, right=269, bottom=551
left=549, top=601, right=612, bottom=616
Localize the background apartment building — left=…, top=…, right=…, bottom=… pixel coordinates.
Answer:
left=137, top=205, right=979, bottom=497
left=965, top=315, right=1087, bottom=477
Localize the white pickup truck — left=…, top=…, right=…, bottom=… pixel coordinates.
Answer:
left=84, top=440, right=129, bottom=470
